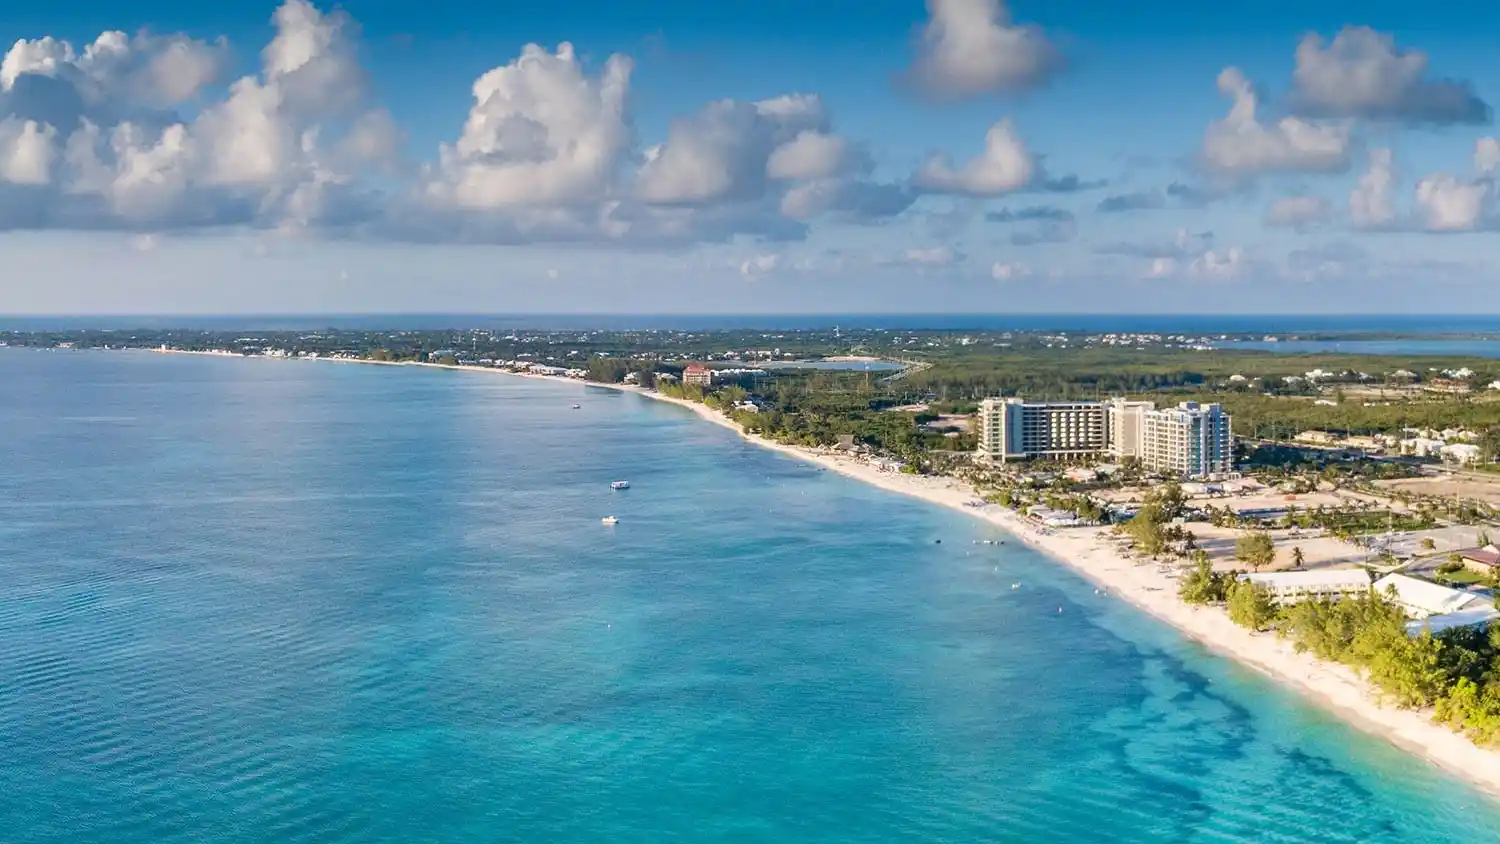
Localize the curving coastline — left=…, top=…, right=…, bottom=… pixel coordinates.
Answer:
left=155, top=351, right=1500, bottom=797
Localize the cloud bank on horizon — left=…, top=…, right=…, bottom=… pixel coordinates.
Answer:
left=0, top=0, right=1498, bottom=313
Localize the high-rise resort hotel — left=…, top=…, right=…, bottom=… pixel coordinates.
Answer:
left=977, top=398, right=1233, bottom=479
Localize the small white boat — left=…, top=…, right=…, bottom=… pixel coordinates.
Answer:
left=601, top=516, right=618, bottom=525
left=611, top=480, right=630, bottom=490
left=571, top=404, right=581, bottom=409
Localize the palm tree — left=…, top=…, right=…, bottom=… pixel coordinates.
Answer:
left=1292, top=546, right=1305, bottom=568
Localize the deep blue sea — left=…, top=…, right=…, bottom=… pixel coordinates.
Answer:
left=6, top=350, right=1500, bottom=843
left=9, top=313, right=1500, bottom=333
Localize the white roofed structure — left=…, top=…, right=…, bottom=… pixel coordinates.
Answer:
left=1242, top=569, right=1371, bottom=603
left=1407, top=606, right=1500, bottom=636
left=1371, top=573, right=1489, bottom=618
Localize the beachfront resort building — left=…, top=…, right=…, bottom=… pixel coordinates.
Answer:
left=1238, top=570, right=1500, bottom=635
left=976, top=399, right=1108, bottom=463
left=1105, top=398, right=1155, bottom=460
left=1242, top=569, right=1372, bottom=604
left=977, top=397, right=1234, bottom=478
left=682, top=364, right=714, bottom=388
left=1135, top=401, right=1234, bottom=478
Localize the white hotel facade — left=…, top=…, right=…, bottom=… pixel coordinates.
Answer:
left=977, top=397, right=1233, bottom=479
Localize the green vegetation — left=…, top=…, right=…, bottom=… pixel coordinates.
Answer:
left=1204, top=393, right=1500, bottom=440
left=1178, top=552, right=1231, bottom=605
left=1213, top=585, right=1500, bottom=740
left=1118, top=483, right=1185, bottom=557
left=1225, top=579, right=1278, bottom=631
left=1204, top=501, right=1438, bottom=537
left=1434, top=678, right=1500, bottom=743
left=659, top=374, right=970, bottom=466
left=1234, top=531, right=1276, bottom=571
left=1279, top=592, right=1451, bottom=708
left=1436, top=568, right=1490, bottom=587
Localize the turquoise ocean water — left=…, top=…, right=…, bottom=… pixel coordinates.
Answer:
left=5, top=350, right=1500, bottom=843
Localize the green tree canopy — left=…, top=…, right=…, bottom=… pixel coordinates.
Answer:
left=1178, top=552, right=1229, bottom=605
left=1235, top=531, right=1277, bottom=572
left=1226, top=579, right=1278, bottom=631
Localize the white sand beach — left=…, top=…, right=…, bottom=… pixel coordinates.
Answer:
left=157, top=351, right=1500, bottom=795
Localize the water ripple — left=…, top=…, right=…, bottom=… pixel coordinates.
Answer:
left=3, top=350, right=1500, bottom=842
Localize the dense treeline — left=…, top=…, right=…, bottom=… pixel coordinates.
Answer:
left=658, top=376, right=968, bottom=463
left=1200, top=393, right=1500, bottom=439
left=1178, top=555, right=1500, bottom=742
left=25, top=327, right=1500, bottom=451
left=896, top=345, right=1500, bottom=401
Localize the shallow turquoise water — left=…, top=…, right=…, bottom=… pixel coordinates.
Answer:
left=4, top=350, right=1500, bottom=843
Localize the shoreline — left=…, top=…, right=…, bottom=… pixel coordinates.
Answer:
left=152, top=349, right=1500, bottom=796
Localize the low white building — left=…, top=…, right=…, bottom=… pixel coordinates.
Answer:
left=1415, top=607, right=1500, bottom=636
left=1372, top=573, right=1490, bottom=619
left=1370, top=574, right=1499, bottom=634
left=1441, top=443, right=1483, bottom=465
left=1241, top=569, right=1372, bottom=604
left=1399, top=437, right=1445, bottom=457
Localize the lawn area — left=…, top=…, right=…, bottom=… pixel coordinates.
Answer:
left=1436, top=568, right=1492, bottom=587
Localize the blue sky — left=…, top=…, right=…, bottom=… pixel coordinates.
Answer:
left=1, top=0, right=1498, bottom=314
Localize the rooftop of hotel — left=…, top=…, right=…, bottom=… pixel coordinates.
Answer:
left=1243, top=569, right=1372, bottom=590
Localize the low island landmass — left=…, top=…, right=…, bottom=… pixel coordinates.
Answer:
left=16, top=323, right=1500, bottom=793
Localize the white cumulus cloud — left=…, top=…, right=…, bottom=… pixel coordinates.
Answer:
left=0, top=0, right=384, bottom=231
left=429, top=42, right=633, bottom=209
left=635, top=94, right=824, bottom=205
left=1349, top=147, right=1397, bottom=229
left=0, top=117, right=55, bottom=184
left=908, top=0, right=1062, bottom=99
left=739, top=253, right=780, bottom=276
left=1, top=29, right=227, bottom=112
left=1202, top=68, right=1351, bottom=175
left=1415, top=174, right=1490, bottom=231
left=1187, top=246, right=1248, bottom=278
left=1145, top=257, right=1178, bottom=278
left=0, top=0, right=1022, bottom=247
left=913, top=118, right=1034, bottom=196
left=1289, top=27, right=1489, bottom=125
left=1477, top=137, right=1500, bottom=175
left=766, top=130, right=854, bottom=181
left=1123, top=232, right=1249, bottom=279
left=990, top=260, right=1028, bottom=279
